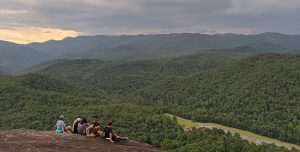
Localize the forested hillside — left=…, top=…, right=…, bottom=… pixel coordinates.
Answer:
left=30, top=53, right=300, bottom=145
left=33, top=53, right=235, bottom=93
left=0, top=73, right=181, bottom=146
left=0, top=73, right=298, bottom=152
left=135, top=53, right=300, bottom=144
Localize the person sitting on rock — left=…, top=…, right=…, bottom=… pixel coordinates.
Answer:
left=55, top=115, right=71, bottom=133
left=71, top=115, right=81, bottom=133
left=86, top=121, right=103, bottom=137
left=77, top=118, right=88, bottom=135
left=103, top=122, right=128, bottom=143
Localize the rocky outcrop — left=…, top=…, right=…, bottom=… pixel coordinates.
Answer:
left=0, top=129, right=164, bottom=152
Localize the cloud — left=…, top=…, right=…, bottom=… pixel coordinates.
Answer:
left=0, top=0, right=299, bottom=43
left=225, top=0, right=300, bottom=15
left=0, top=8, right=27, bottom=15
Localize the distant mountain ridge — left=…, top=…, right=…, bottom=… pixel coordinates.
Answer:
left=27, top=32, right=300, bottom=59
left=1, top=32, right=300, bottom=74
left=0, top=40, right=53, bottom=74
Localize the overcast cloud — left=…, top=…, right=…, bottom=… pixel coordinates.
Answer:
left=0, top=0, right=300, bottom=42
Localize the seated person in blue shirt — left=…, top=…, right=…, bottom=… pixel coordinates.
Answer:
left=55, top=115, right=71, bottom=133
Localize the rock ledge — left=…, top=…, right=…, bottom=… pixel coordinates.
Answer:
left=0, top=129, right=164, bottom=152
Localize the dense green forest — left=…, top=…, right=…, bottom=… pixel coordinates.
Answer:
left=33, top=53, right=237, bottom=93
left=1, top=52, right=299, bottom=151
left=0, top=73, right=298, bottom=152
left=134, top=53, right=300, bottom=144
left=31, top=53, right=300, bottom=145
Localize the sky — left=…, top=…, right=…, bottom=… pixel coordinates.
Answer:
left=0, top=0, right=300, bottom=44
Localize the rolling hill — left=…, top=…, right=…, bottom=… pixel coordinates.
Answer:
left=31, top=53, right=235, bottom=93
left=28, top=53, right=300, bottom=145
left=0, top=40, right=53, bottom=74
left=2, top=73, right=296, bottom=151
left=135, top=53, right=300, bottom=144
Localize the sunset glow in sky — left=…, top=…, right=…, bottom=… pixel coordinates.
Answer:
left=0, top=27, right=79, bottom=44
left=0, top=0, right=300, bottom=44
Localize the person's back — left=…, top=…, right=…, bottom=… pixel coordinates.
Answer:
left=55, top=115, right=65, bottom=133
left=77, top=123, right=86, bottom=135
left=77, top=118, right=87, bottom=135
left=103, top=126, right=113, bottom=138
left=86, top=121, right=102, bottom=137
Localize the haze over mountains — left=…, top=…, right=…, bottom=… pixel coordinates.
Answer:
left=0, top=41, right=53, bottom=74
left=1, top=32, right=300, bottom=74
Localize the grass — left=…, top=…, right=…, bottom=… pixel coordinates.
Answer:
left=165, top=113, right=300, bottom=150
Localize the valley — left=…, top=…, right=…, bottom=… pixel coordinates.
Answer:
left=165, top=113, right=300, bottom=150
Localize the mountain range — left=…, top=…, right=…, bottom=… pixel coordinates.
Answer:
left=1, top=32, right=300, bottom=74
left=1, top=33, right=300, bottom=151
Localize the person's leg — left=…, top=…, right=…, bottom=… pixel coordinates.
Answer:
left=65, top=126, right=72, bottom=133
left=116, top=135, right=128, bottom=140
left=97, top=131, right=104, bottom=138
left=55, top=128, right=63, bottom=133
left=108, top=133, right=114, bottom=143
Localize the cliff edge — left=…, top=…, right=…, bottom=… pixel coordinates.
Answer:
left=0, top=129, right=164, bottom=152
